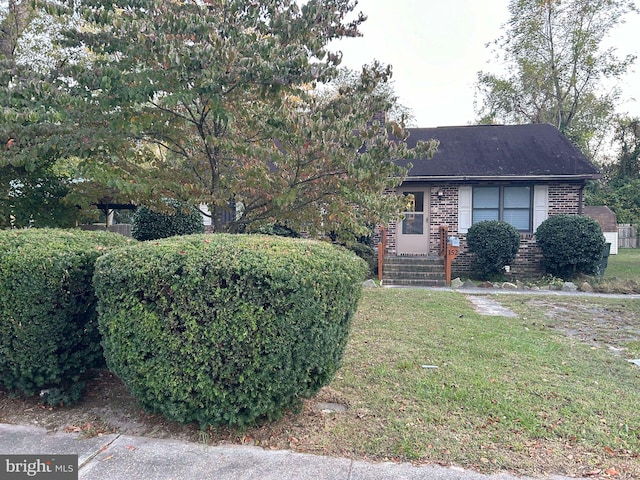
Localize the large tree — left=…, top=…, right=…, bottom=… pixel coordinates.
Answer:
left=475, top=0, right=637, bottom=159
left=0, top=0, right=89, bottom=227
left=586, top=117, right=640, bottom=224
left=1, top=0, right=435, bottom=235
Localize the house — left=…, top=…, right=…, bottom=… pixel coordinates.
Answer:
left=377, top=123, right=601, bottom=284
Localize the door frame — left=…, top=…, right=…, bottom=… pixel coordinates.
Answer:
left=396, top=186, right=430, bottom=255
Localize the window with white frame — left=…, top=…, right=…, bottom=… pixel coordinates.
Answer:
left=472, top=186, right=532, bottom=231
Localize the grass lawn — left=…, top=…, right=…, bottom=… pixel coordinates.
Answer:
left=262, top=288, right=640, bottom=478
left=606, top=248, right=640, bottom=281
left=2, top=288, right=638, bottom=478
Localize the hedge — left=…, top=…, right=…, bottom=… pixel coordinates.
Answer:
left=0, top=228, right=133, bottom=404
left=94, top=234, right=368, bottom=427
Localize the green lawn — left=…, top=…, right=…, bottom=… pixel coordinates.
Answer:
left=606, top=248, right=640, bottom=281
left=252, top=288, right=640, bottom=478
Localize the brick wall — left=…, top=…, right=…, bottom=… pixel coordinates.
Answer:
left=376, top=181, right=586, bottom=279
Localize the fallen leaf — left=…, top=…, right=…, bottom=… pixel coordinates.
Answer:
left=125, top=445, right=137, bottom=451
left=605, top=467, right=620, bottom=476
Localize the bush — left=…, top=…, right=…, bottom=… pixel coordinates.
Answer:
left=251, top=223, right=300, bottom=238
left=0, top=229, right=133, bottom=404
left=466, top=221, right=520, bottom=279
left=94, top=234, right=367, bottom=428
left=343, top=242, right=376, bottom=277
left=131, top=199, right=204, bottom=241
left=535, top=214, right=606, bottom=279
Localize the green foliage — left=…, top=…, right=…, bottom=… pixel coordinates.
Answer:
left=475, top=0, right=637, bottom=159
left=131, top=200, right=204, bottom=241
left=466, top=221, right=520, bottom=280
left=250, top=223, right=300, bottom=238
left=342, top=242, right=376, bottom=277
left=94, top=234, right=368, bottom=427
left=586, top=117, right=640, bottom=224
left=0, top=228, right=133, bottom=404
left=2, top=0, right=437, bottom=238
left=0, top=164, right=82, bottom=228
left=535, top=215, right=606, bottom=279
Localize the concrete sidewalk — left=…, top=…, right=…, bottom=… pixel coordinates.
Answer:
left=0, top=423, right=584, bottom=480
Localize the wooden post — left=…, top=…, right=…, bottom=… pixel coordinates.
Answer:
left=439, top=225, right=458, bottom=286
left=377, top=227, right=386, bottom=282
left=445, top=244, right=459, bottom=286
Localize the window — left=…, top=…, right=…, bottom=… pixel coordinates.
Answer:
left=401, top=191, right=424, bottom=235
left=472, top=186, right=531, bottom=231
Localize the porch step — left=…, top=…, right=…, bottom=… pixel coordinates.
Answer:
left=382, top=256, right=446, bottom=287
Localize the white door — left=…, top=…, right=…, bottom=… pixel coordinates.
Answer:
left=396, top=188, right=430, bottom=255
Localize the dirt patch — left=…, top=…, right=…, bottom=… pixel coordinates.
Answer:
left=0, top=371, right=350, bottom=450
left=514, top=298, right=640, bottom=354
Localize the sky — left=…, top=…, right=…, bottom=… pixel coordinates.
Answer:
left=330, top=0, right=640, bottom=128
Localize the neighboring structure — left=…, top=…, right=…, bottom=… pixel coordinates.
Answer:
left=584, top=206, right=618, bottom=255
left=377, top=123, right=601, bottom=281
left=618, top=224, right=638, bottom=248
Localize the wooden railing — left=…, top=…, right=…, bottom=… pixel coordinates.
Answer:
left=378, top=225, right=458, bottom=285
left=377, top=227, right=386, bottom=282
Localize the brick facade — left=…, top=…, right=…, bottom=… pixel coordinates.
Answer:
left=376, top=181, right=586, bottom=279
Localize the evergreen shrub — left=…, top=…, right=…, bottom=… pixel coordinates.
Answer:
left=466, top=220, right=520, bottom=279
left=0, top=229, right=133, bottom=404
left=344, top=242, right=376, bottom=276
left=94, top=234, right=367, bottom=427
left=535, top=214, right=606, bottom=279
left=251, top=223, right=300, bottom=238
left=131, top=199, right=204, bottom=241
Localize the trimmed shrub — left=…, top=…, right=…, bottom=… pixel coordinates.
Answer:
left=466, top=220, right=520, bottom=280
left=131, top=199, right=204, bottom=241
left=0, top=229, right=133, bottom=404
left=535, top=214, right=606, bottom=279
left=94, top=234, right=368, bottom=428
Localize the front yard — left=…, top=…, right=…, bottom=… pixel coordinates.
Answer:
left=1, top=288, right=639, bottom=478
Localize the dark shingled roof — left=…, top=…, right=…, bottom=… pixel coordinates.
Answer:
left=395, top=124, right=600, bottom=181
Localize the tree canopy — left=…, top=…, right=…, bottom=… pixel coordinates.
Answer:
left=1, top=0, right=436, bottom=234
left=475, top=0, right=637, bottom=159
left=586, top=117, right=640, bottom=224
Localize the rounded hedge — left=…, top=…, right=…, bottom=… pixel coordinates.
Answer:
left=535, top=214, right=606, bottom=279
left=94, top=234, right=368, bottom=428
left=0, top=228, right=133, bottom=404
left=131, top=199, right=204, bottom=241
left=466, top=220, right=520, bottom=279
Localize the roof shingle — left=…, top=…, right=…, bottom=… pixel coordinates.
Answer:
left=395, top=124, right=600, bottom=180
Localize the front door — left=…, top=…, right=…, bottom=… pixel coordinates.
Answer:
left=396, top=188, right=430, bottom=255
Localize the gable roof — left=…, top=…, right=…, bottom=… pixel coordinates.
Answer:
left=395, top=124, right=600, bottom=181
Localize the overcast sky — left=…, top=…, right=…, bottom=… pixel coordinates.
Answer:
left=331, top=0, right=640, bottom=128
